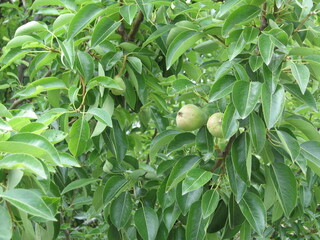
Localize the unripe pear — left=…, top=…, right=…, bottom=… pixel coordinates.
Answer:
left=176, top=104, right=207, bottom=131
left=111, top=76, right=126, bottom=95
left=207, top=112, right=224, bottom=138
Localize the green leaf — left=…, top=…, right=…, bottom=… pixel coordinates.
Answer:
left=134, top=206, right=159, bottom=240
left=0, top=48, right=30, bottom=71
left=261, top=84, right=285, bottom=129
left=166, top=30, right=201, bottom=69
left=176, top=183, right=203, bottom=215
left=276, top=130, right=300, bottom=161
left=0, top=153, right=47, bottom=179
left=6, top=35, right=41, bottom=49
left=166, top=155, right=200, bottom=191
left=120, top=5, right=138, bottom=25
left=87, top=107, right=112, bottom=127
left=249, top=113, right=266, bottom=153
left=182, top=168, right=213, bottom=195
left=76, top=51, right=94, bottom=82
left=226, top=155, right=247, bottom=203
left=301, top=141, right=320, bottom=177
left=150, top=130, right=180, bottom=162
left=103, top=120, right=128, bottom=162
left=232, top=81, right=262, bottom=119
left=222, top=5, right=260, bottom=36
left=258, top=34, right=274, bottom=65
left=0, top=189, right=55, bottom=221
left=168, top=132, right=196, bottom=153
left=91, top=17, right=121, bottom=47
left=289, top=47, right=320, bottom=56
left=196, top=126, right=213, bottom=154
left=87, top=76, right=122, bottom=90
left=286, top=115, right=320, bottom=141
left=9, top=133, right=61, bottom=166
left=15, top=77, right=67, bottom=99
left=142, top=25, right=174, bottom=48
left=110, top=192, right=133, bottom=229
left=209, top=75, right=236, bottom=102
left=231, top=133, right=251, bottom=184
left=14, top=21, right=47, bottom=37
left=68, top=4, right=103, bottom=40
left=103, top=175, right=128, bottom=205
left=68, top=118, right=90, bottom=157
left=249, top=55, right=263, bottom=72
left=127, top=56, right=142, bottom=74
left=59, top=152, right=80, bottom=167
left=61, top=178, right=98, bottom=195
left=239, top=192, right=266, bottom=236
left=217, top=0, right=242, bottom=17
left=201, top=190, right=219, bottom=219
left=0, top=205, right=12, bottom=240
left=228, top=32, right=246, bottom=60
left=222, top=104, right=240, bottom=140
left=186, top=201, right=208, bottom=240
left=269, top=162, right=297, bottom=217
left=290, top=62, right=310, bottom=94
left=283, top=84, right=317, bottom=111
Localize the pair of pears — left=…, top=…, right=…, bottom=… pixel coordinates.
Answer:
left=176, top=104, right=223, bottom=138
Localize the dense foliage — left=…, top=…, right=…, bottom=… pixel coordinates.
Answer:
left=1, top=0, right=320, bottom=239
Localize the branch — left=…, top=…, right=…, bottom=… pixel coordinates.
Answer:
left=116, top=0, right=128, bottom=41
left=293, top=11, right=316, bottom=34
left=260, top=2, right=268, bottom=31
left=128, top=11, right=144, bottom=42
left=210, top=135, right=236, bottom=172
left=9, top=99, right=26, bottom=110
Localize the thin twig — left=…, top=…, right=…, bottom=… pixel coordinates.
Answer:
left=293, top=12, right=316, bottom=34
left=9, top=99, right=26, bottom=109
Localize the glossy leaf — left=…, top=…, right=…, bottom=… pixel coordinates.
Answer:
left=232, top=81, right=262, bottom=119
left=258, top=34, right=274, bottom=65
left=0, top=206, right=12, bottom=240
left=76, top=51, right=94, bottom=82
left=301, top=141, right=320, bottom=177
left=261, top=84, right=285, bottom=129
left=0, top=189, right=55, bottom=221
left=201, top=190, right=219, bottom=219
left=226, top=156, right=247, bottom=203
left=186, top=201, right=208, bottom=240
left=0, top=153, right=46, bottom=179
left=120, top=5, right=138, bottom=25
left=68, top=118, right=90, bottom=157
left=87, top=107, right=112, bottom=127
left=290, top=62, right=310, bottom=94
left=91, top=17, right=121, bottom=47
left=286, top=115, right=320, bottom=141
left=222, top=5, right=260, bottom=36
left=61, top=178, right=98, bottom=195
left=110, top=192, right=133, bottom=229
left=222, top=104, right=240, bottom=140
left=103, top=175, right=128, bottom=205
left=134, top=206, right=159, bottom=240
left=249, top=113, right=266, bottom=153
left=182, top=168, right=213, bottom=195
left=276, top=130, right=300, bottom=161
left=269, top=162, right=297, bottom=217
left=68, top=4, right=103, bottom=40
left=283, top=84, right=317, bottom=111
left=9, top=133, right=61, bottom=166
left=239, top=192, right=266, bottom=236
left=209, top=75, right=236, bottom=102
left=150, top=130, right=180, bottom=162
left=166, top=155, right=200, bottom=191
left=166, top=30, right=201, bottom=69
left=231, top=133, right=251, bottom=184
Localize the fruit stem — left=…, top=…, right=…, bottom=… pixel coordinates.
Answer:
left=118, top=54, right=128, bottom=77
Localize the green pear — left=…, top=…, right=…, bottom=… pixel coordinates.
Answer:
left=111, top=76, right=126, bottom=95
left=176, top=104, right=207, bottom=131
left=207, top=112, right=224, bottom=138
